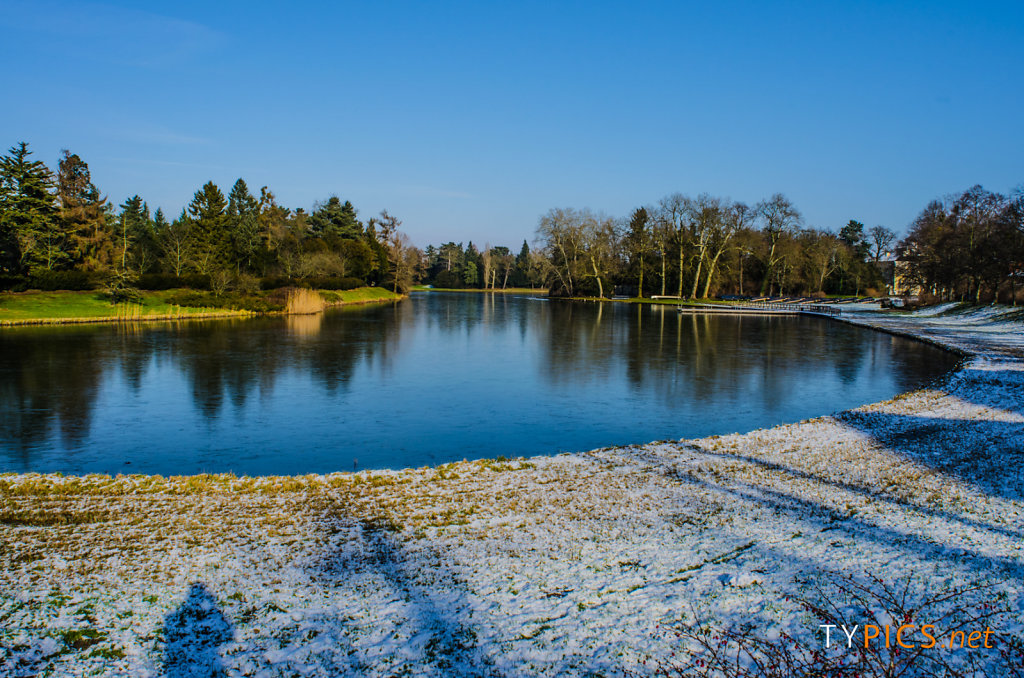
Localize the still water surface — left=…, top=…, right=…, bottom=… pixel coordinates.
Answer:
left=0, top=293, right=959, bottom=475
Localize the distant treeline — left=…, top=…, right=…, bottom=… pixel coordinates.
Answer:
left=0, top=142, right=419, bottom=295
left=420, top=194, right=900, bottom=298
left=437, top=187, right=1020, bottom=302
left=4, top=141, right=1018, bottom=303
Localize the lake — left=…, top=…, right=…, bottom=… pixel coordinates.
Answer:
left=0, top=293, right=959, bottom=476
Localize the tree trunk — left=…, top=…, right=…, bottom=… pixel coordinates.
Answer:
left=760, top=241, right=776, bottom=296
left=637, top=253, right=644, bottom=298
left=677, top=244, right=685, bottom=297
left=689, top=252, right=704, bottom=299
left=701, top=251, right=724, bottom=299
left=660, top=247, right=666, bottom=296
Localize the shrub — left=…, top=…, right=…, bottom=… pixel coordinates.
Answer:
left=181, top=273, right=211, bottom=290
left=303, top=276, right=364, bottom=290
left=434, top=270, right=463, bottom=289
left=234, top=274, right=261, bottom=294
left=28, top=270, right=94, bottom=291
left=163, top=290, right=212, bottom=308
left=0, top=275, right=28, bottom=291
left=260, top=276, right=292, bottom=291
left=136, top=273, right=184, bottom=290
left=163, top=290, right=286, bottom=313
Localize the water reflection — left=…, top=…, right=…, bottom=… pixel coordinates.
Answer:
left=0, top=295, right=958, bottom=475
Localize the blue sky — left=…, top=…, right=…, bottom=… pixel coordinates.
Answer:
left=3, top=1, right=1022, bottom=246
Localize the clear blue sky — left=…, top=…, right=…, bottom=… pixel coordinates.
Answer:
left=3, top=1, right=1022, bottom=247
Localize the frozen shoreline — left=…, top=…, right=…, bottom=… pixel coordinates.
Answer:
left=2, top=305, right=1023, bottom=676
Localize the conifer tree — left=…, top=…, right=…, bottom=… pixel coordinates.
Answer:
left=0, top=142, right=59, bottom=273
left=227, top=178, right=259, bottom=272
left=187, top=181, right=229, bottom=272
left=310, top=196, right=362, bottom=241
left=58, top=150, right=112, bottom=272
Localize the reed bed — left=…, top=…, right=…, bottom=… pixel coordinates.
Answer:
left=285, top=287, right=326, bottom=314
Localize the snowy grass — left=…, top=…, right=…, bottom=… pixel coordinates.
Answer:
left=2, top=307, right=1023, bottom=676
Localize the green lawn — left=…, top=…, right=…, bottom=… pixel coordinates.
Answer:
left=0, top=290, right=229, bottom=323
left=320, top=287, right=403, bottom=304
left=0, top=287, right=402, bottom=325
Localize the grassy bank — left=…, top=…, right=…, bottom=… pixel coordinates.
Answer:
left=0, top=286, right=402, bottom=326
left=320, top=287, right=403, bottom=305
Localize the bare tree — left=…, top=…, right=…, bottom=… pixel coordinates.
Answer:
left=536, top=208, right=586, bottom=296
left=802, top=229, right=843, bottom=293
left=756, top=193, right=802, bottom=295
left=868, top=225, right=896, bottom=262
left=157, top=218, right=195, bottom=276
left=685, top=194, right=723, bottom=299
left=657, top=193, right=689, bottom=297
left=699, top=200, right=749, bottom=298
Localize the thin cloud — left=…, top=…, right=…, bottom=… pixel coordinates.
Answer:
left=2, top=1, right=225, bottom=68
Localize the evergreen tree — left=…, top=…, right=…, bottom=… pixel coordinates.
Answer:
left=227, top=178, right=259, bottom=273
left=513, top=240, right=531, bottom=287
left=0, top=142, right=59, bottom=273
left=463, top=242, right=481, bottom=288
left=310, top=196, right=362, bottom=241
left=625, top=208, right=651, bottom=296
left=58, top=150, right=112, bottom=272
left=363, top=219, right=388, bottom=284
left=840, top=220, right=870, bottom=261
left=153, top=207, right=168, bottom=231
left=187, top=181, right=229, bottom=272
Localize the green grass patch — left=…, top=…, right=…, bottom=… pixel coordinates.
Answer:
left=0, top=287, right=401, bottom=325
left=320, top=287, right=402, bottom=304
left=0, top=290, right=237, bottom=322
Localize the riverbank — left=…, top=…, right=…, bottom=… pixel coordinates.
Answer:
left=0, top=287, right=403, bottom=327
left=413, top=286, right=546, bottom=294
left=1, top=306, right=1022, bottom=676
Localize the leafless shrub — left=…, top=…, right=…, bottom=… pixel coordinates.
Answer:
left=633, top=573, right=1018, bottom=678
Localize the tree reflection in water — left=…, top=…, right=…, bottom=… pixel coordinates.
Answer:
left=0, top=295, right=957, bottom=475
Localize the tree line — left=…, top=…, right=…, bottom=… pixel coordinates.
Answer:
left=419, top=240, right=546, bottom=290
left=4, top=140, right=1018, bottom=303
left=898, top=185, right=1024, bottom=304
left=529, top=193, right=897, bottom=299
left=0, top=142, right=419, bottom=294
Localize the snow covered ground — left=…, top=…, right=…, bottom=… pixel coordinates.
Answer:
left=2, top=304, right=1023, bottom=676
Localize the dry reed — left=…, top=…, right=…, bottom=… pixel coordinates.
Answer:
left=286, top=287, right=326, bottom=314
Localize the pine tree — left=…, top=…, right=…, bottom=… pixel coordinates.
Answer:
left=0, top=142, right=59, bottom=273
left=463, top=242, right=481, bottom=288
left=153, top=207, right=168, bottom=231
left=58, top=150, right=112, bottom=272
left=227, top=178, right=259, bottom=273
left=514, top=239, right=531, bottom=287
left=187, top=181, right=229, bottom=272
left=310, top=196, right=363, bottom=241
